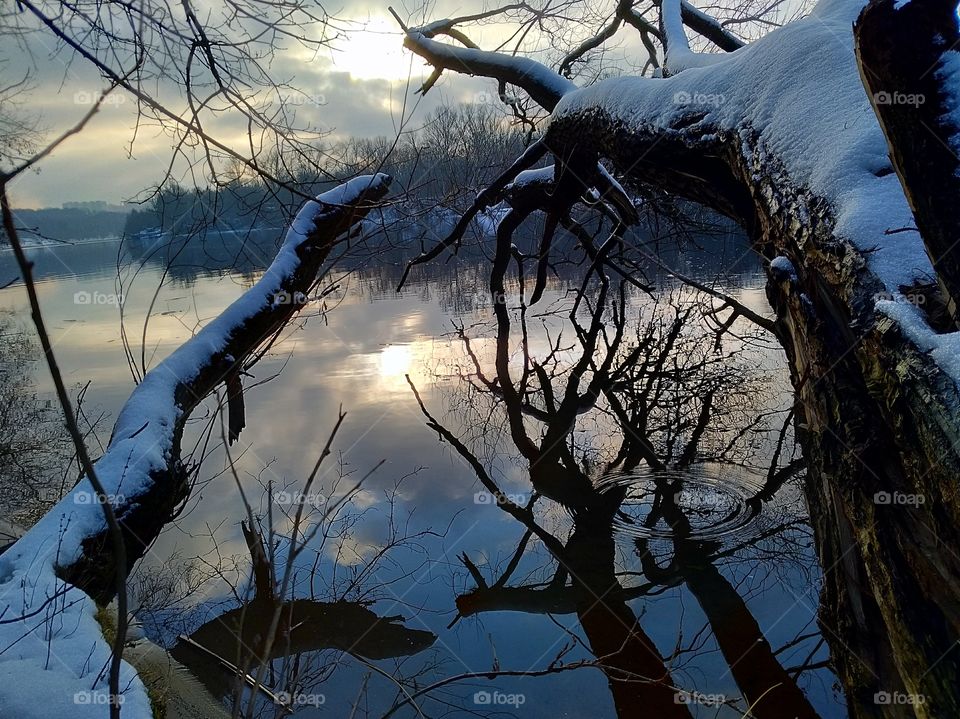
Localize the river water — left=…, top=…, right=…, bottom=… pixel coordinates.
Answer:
left=0, top=226, right=845, bottom=718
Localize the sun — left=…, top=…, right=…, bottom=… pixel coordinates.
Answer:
left=330, top=16, right=423, bottom=82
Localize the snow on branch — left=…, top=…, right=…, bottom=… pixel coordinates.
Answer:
left=416, top=3, right=536, bottom=36
left=0, top=174, right=391, bottom=718
left=661, top=0, right=733, bottom=73
left=398, top=26, right=575, bottom=110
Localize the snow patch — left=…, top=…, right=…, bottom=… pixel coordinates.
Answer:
left=937, top=49, right=960, bottom=165
left=769, top=255, right=797, bottom=280
left=878, top=299, right=960, bottom=380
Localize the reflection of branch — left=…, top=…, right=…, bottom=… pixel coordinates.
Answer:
left=243, top=408, right=386, bottom=719
left=380, top=663, right=603, bottom=719
left=174, top=634, right=285, bottom=706
left=679, top=553, right=821, bottom=717
left=628, top=250, right=776, bottom=333
left=638, top=490, right=822, bottom=718
left=176, top=598, right=436, bottom=668
left=406, top=375, right=566, bottom=556
left=457, top=580, right=656, bottom=617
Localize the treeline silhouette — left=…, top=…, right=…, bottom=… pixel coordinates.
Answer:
left=124, top=102, right=528, bottom=238
left=10, top=207, right=129, bottom=244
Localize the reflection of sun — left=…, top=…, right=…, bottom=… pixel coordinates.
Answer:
left=331, top=17, right=421, bottom=81
left=378, top=344, right=413, bottom=377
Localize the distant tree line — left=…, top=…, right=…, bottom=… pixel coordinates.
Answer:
left=0, top=102, right=525, bottom=244
left=7, top=207, right=130, bottom=244
left=124, top=102, right=528, bottom=239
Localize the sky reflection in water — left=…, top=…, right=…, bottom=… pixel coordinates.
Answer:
left=0, top=234, right=844, bottom=718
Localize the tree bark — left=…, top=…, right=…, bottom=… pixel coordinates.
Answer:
left=854, top=0, right=960, bottom=326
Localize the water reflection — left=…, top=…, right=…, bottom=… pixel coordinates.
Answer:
left=0, top=229, right=837, bottom=717
left=406, top=274, right=832, bottom=717
left=157, top=523, right=436, bottom=712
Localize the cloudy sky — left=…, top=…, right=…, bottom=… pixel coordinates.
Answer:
left=4, top=0, right=791, bottom=209
left=4, top=2, right=525, bottom=208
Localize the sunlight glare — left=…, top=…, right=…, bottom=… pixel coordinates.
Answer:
left=379, top=343, right=413, bottom=377
left=331, top=17, right=420, bottom=82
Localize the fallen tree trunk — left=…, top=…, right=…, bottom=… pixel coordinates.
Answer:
left=543, top=89, right=960, bottom=719
left=0, top=173, right=390, bottom=715
left=399, top=1, right=960, bottom=716
left=543, top=65, right=960, bottom=719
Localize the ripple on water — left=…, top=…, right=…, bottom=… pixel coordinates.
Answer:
left=595, top=463, right=774, bottom=546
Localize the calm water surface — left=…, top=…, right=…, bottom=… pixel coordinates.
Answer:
left=0, top=230, right=845, bottom=718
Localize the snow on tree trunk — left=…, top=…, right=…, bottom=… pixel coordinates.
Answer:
left=855, top=0, right=960, bottom=327
left=402, top=0, right=960, bottom=715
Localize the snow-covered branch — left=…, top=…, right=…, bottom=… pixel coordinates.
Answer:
left=661, top=0, right=733, bottom=72
left=680, top=0, right=746, bottom=52
left=0, top=174, right=391, bottom=717
left=400, top=29, right=575, bottom=110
